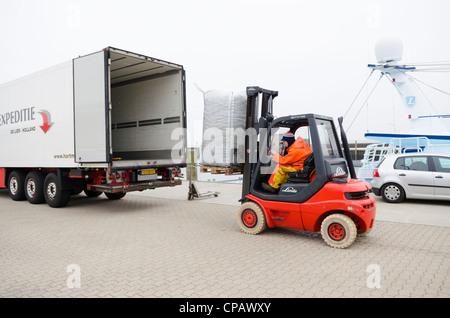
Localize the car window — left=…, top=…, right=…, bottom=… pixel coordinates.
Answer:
left=394, top=156, right=429, bottom=171
left=433, top=156, right=450, bottom=173
left=375, top=157, right=386, bottom=168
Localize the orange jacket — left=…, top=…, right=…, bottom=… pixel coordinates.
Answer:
left=273, top=137, right=312, bottom=170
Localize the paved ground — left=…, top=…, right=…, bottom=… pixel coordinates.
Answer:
left=0, top=182, right=449, bottom=298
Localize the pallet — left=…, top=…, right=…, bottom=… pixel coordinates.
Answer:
left=200, top=165, right=243, bottom=176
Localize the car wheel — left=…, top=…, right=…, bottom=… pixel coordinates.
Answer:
left=381, top=183, right=405, bottom=203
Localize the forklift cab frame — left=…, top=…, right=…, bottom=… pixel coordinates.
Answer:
left=244, top=113, right=351, bottom=203
left=241, top=87, right=355, bottom=204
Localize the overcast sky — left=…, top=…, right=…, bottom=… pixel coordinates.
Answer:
left=1, top=0, right=449, bottom=144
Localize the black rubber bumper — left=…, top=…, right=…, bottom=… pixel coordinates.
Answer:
left=372, top=187, right=381, bottom=196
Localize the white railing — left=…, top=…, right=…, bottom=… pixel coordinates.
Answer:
left=357, top=137, right=432, bottom=181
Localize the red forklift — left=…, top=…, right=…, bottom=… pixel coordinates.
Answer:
left=237, top=87, right=376, bottom=248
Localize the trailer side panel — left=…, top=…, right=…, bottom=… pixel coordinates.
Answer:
left=0, top=61, right=76, bottom=168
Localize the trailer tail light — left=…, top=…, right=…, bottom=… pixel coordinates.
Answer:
left=109, top=174, right=114, bottom=181
left=122, top=172, right=127, bottom=180
left=373, top=169, right=380, bottom=178
left=115, top=172, right=120, bottom=180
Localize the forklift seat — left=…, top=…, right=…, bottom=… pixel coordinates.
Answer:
left=287, top=153, right=315, bottom=184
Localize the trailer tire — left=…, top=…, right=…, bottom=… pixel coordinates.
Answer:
left=24, top=171, right=46, bottom=204
left=105, top=192, right=126, bottom=200
left=44, top=173, right=71, bottom=208
left=84, top=190, right=103, bottom=198
left=321, top=214, right=357, bottom=249
left=8, top=170, right=27, bottom=201
left=71, top=188, right=83, bottom=195
left=237, top=201, right=267, bottom=235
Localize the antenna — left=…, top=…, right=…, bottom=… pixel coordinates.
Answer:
left=369, top=38, right=449, bottom=135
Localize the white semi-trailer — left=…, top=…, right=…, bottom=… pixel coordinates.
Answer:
left=0, top=47, right=187, bottom=207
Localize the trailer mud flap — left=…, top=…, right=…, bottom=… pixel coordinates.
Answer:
left=57, top=169, right=74, bottom=191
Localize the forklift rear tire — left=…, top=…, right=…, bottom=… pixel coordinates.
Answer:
left=321, top=214, right=357, bottom=249
left=237, top=202, right=267, bottom=235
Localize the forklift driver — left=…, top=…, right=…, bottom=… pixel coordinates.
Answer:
left=262, top=132, right=312, bottom=193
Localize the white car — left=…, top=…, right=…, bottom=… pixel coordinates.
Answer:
left=370, top=153, right=450, bottom=203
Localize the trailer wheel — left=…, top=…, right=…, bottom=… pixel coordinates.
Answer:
left=44, top=173, right=71, bottom=208
left=8, top=170, right=26, bottom=201
left=321, top=214, right=357, bottom=249
left=84, top=190, right=103, bottom=198
left=105, top=192, right=126, bottom=200
left=71, top=188, right=83, bottom=195
left=237, top=201, right=267, bottom=235
left=24, top=171, right=46, bottom=204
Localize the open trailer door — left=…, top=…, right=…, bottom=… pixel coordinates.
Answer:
left=73, top=50, right=110, bottom=164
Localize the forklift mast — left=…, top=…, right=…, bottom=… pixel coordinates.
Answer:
left=242, top=87, right=278, bottom=198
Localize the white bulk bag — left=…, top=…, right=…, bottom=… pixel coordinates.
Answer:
left=199, top=88, right=247, bottom=166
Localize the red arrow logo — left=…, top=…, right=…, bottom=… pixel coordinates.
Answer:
left=39, top=110, right=53, bottom=133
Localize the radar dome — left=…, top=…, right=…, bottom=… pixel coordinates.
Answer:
left=375, top=37, right=403, bottom=63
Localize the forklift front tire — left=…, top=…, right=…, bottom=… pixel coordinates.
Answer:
left=321, top=213, right=357, bottom=249
left=237, top=202, right=267, bottom=235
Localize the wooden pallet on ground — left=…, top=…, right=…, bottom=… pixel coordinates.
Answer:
left=199, top=165, right=243, bottom=176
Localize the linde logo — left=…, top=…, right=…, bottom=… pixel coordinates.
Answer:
left=1, top=107, right=54, bottom=134
left=333, top=166, right=347, bottom=177
left=281, top=186, right=297, bottom=194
